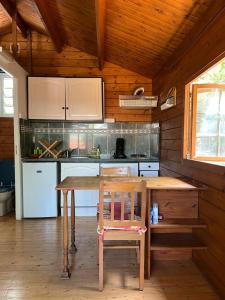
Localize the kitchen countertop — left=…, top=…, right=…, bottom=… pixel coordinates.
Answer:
left=22, top=157, right=159, bottom=163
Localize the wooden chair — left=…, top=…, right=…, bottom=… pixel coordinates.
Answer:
left=98, top=180, right=146, bottom=291
left=100, top=166, right=131, bottom=176
left=97, top=166, right=131, bottom=214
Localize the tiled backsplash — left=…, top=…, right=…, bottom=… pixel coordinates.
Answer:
left=20, top=121, right=160, bottom=159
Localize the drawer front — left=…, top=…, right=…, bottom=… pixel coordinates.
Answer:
left=139, top=171, right=158, bottom=177
left=139, top=162, right=159, bottom=170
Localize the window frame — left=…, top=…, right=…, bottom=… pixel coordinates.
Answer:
left=0, top=73, right=14, bottom=117
left=190, top=83, right=225, bottom=161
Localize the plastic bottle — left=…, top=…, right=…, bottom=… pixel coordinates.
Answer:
left=152, top=202, right=158, bottom=224
left=150, top=207, right=153, bottom=224
left=96, top=145, right=101, bottom=158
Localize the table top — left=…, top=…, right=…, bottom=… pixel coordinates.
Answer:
left=56, top=176, right=199, bottom=191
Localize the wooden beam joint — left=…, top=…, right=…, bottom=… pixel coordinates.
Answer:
left=0, top=0, right=28, bottom=38
left=34, top=0, right=64, bottom=53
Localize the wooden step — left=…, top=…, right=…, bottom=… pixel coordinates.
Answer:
left=150, top=218, right=207, bottom=229
left=151, top=233, right=207, bottom=250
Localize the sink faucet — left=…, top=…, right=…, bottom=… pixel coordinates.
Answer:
left=64, top=148, right=78, bottom=158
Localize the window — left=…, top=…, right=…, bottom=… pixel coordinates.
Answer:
left=191, top=84, right=225, bottom=160
left=185, top=59, right=225, bottom=162
left=0, top=73, right=14, bottom=117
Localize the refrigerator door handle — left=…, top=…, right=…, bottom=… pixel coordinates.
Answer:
left=36, top=170, right=42, bottom=173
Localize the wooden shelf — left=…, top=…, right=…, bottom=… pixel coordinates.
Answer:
left=150, top=218, right=207, bottom=229
left=151, top=233, right=207, bottom=250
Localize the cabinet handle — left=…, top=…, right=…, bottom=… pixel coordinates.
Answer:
left=62, top=107, right=65, bottom=110
left=66, top=107, right=69, bottom=110
left=148, top=165, right=151, bottom=168
left=141, top=174, right=144, bottom=177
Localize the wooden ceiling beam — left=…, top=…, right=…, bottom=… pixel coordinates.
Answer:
left=0, top=0, right=28, bottom=38
left=34, top=0, right=64, bottom=53
left=95, top=0, right=106, bottom=70
left=0, top=24, right=11, bottom=36
left=156, top=2, right=225, bottom=77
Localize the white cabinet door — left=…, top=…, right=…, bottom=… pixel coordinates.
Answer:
left=61, top=163, right=99, bottom=216
left=65, top=78, right=103, bottom=121
left=28, top=77, right=65, bottom=119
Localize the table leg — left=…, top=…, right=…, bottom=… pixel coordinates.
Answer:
left=70, top=190, right=77, bottom=253
left=61, top=190, right=71, bottom=279
left=145, top=189, right=151, bottom=279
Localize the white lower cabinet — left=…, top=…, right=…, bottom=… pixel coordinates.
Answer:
left=139, top=170, right=159, bottom=177
left=60, top=161, right=158, bottom=216
left=61, top=163, right=99, bottom=216
left=139, top=162, right=159, bottom=177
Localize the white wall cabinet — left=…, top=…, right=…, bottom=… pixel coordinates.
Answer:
left=28, top=77, right=103, bottom=121
left=28, top=77, right=65, bottom=120
left=66, top=78, right=103, bottom=121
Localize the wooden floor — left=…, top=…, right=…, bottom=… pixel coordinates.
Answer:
left=0, top=215, right=220, bottom=300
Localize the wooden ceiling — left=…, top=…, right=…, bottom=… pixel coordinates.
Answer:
left=0, top=0, right=225, bottom=77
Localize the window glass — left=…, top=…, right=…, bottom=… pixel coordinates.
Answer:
left=192, top=84, right=225, bottom=159
left=0, top=75, right=14, bottom=116
left=193, top=86, right=225, bottom=159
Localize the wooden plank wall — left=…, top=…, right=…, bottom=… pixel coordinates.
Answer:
left=0, top=32, right=152, bottom=122
left=152, top=10, right=225, bottom=299
left=0, top=117, right=14, bottom=159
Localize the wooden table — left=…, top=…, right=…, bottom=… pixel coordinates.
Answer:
left=56, top=176, right=198, bottom=279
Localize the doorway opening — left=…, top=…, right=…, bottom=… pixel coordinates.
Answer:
left=0, top=68, right=15, bottom=217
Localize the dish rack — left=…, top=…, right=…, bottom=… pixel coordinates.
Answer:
left=38, top=140, right=63, bottom=158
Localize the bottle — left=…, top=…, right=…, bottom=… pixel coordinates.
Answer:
left=96, top=144, right=101, bottom=159
left=150, top=207, right=153, bottom=224
left=152, top=202, right=158, bottom=224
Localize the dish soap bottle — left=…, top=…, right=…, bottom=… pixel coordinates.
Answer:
left=96, top=144, right=101, bottom=159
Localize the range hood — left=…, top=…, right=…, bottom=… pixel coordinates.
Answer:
left=119, top=95, right=158, bottom=108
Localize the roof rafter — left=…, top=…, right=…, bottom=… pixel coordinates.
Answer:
left=34, top=0, right=64, bottom=53
left=0, top=0, right=28, bottom=38
left=155, top=2, right=225, bottom=77
left=95, top=0, right=106, bottom=70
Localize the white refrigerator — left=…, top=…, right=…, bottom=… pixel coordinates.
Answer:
left=22, top=162, right=58, bottom=218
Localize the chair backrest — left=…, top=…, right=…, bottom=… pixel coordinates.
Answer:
left=99, top=180, right=146, bottom=229
left=100, top=166, right=131, bottom=177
